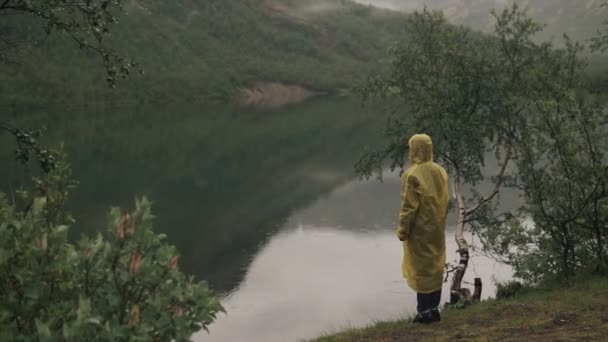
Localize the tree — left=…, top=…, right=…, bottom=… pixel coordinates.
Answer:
left=591, top=2, right=608, bottom=52
left=475, top=84, right=608, bottom=284
left=0, top=0, right=137, bottom=83
left=0, top=153, right=224, bottom=340
left=1, top=0, right=139, bottom=171
left=357, top=5, right=579, bottom=304
left=0, top=1, right=225, bottom=339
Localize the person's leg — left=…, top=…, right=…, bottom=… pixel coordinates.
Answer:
left=429, top=289, right=441, bottom=310
left=416, top=292, right=425, bottom=313
left=413, top=289, right=442, bottom=323
left=413, top=293, right=425, bottom=323
left=417, top=290, right=440, bottom=312
left=429, top=289, right=442, bottom=321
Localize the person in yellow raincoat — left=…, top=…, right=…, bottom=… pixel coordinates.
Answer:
left=397, top=134, right=449, bottom=324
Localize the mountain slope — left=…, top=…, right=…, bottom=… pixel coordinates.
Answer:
left=0, top=0, right=409, bottom=107
left=4, top=0, right=606, bottom=109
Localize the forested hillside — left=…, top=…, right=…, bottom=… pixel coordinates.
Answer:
left=1, top=0, right=409, bottom=108
left=4, top=0, right=607, bottom=110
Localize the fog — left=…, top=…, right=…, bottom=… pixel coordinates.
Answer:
left=352, top=0, right=607, bottom=40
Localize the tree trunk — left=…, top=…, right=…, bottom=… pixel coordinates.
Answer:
left=450, top=170, right=474, bottom=304
left=472, top=277, right=482, bottom=302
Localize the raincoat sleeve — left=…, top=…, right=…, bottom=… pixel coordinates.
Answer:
left=397, top=174, right=421, bottom=241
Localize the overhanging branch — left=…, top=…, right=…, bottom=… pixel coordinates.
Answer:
left=465, top=144, right=513, bottom=216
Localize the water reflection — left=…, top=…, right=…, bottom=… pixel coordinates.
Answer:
left=202, top=174, right=513, bottom=342
left=0, top=98, right=384, bottom=294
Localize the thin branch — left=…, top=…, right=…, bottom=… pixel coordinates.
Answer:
left=465, top=144, right=513, bottom=216
left=0, top=0, right=11, bottom=10
left=0, top=122, right=16, bottom=134
left=0, top=0, right=134, bottom=84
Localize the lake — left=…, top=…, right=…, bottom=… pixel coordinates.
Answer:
left=1, top=98, right=513, bottom=342
left=201, top=172, right=513, bottom=342
left=1, top=97, right=385, bottom=291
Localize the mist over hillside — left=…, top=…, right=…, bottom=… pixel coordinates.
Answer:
left=0, top=0, right=410, bottom=106
left=2, top=0, right=607, bottom=108
left=353, top=0, right=608, bottom=41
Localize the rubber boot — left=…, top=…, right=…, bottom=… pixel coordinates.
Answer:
left=412, top=309, right=441, bottom=324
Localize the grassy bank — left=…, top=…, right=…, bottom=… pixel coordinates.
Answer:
left=312, top=277, right=608, bottom=341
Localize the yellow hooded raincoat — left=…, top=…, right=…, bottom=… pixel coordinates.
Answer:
left=397, top=134, right=449, bottom=294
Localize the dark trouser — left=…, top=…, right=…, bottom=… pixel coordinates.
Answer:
left=417, top=290, right=441, bottom=313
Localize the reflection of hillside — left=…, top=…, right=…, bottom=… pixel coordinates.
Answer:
left=289, top=152, right=522, bottom=235
left=0, top=98, right=384, bottom=293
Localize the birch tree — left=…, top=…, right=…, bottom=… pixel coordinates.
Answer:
left=0, top=0, right=137, bottom=83
left=357, top=5, right=576, bottom=304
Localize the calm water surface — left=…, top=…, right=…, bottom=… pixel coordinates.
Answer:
left=1, top=98, right=383, bottom=292
left=201, top=173, right=513, bottom=342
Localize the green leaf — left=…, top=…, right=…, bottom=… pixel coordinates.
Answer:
left=32, top=197, right=47, bottom=215
left=0, top=248, right=11, bottom=265
left=35, top=319, right=52, bottom=338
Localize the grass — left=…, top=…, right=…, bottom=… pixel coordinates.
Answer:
left=311, top=277, right=608, bottom=342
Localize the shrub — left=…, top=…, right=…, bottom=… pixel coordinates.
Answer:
left=0, top=155, right=224, bottom=341
left=495, top=281, right=525, bottom=300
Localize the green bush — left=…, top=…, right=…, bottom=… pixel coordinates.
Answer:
left=0, top=155, right=224, bottom=341
left=495, top=281, right=525, bottom=300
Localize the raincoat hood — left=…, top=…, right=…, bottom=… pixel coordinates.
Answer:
left=408, top=134, right=434, bottom=164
